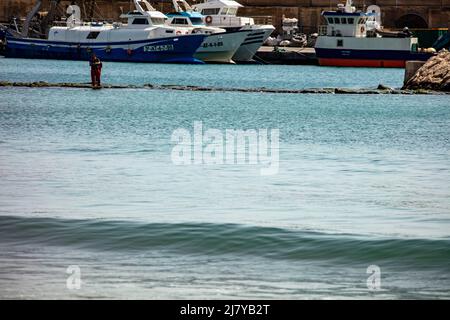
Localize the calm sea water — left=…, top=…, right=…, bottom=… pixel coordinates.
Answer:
left=0, top=58, right=449, bottom=299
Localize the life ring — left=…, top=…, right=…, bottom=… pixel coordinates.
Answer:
left=176, top=30, right=182, bottom=35
left=360, top=26, right=365, bottom=33
left=205, top=15, right=213, bottom=24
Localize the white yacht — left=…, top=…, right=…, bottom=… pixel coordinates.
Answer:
left=192, top=0, right=275, bottom=62
left=166, top=0, right=249, bottom=63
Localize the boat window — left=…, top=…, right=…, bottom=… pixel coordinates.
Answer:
left=327, top=18, right=333, bottom=24
left=358, top=18, right=364, bottom=24
left=348, top=18, right=354, bottom=24
left=228, top=8, right=237, bottom=15
left=337, top=39, right=343, bottom=47
left=201, top=8, right=220, bottom=15
left=86, top=31, right=100, bottom=39
left=334, top=18, right=340, bottom=24
left=190, top=17, right=203, bottom=25
left=151, top=18, right=165, bottom=25
left=221, top=8, right=229, bottom=15
left=341, top=18, right=347, bottom=24
left=132, top=18, right=149, bottom=25
left=172, top=18, right=188, bottom=25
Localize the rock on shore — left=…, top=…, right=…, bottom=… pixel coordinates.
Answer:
left=403, top=49, right=450, bottom=92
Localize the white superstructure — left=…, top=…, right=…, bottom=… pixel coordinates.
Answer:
left=165, top=0, right=249, bottom=63
left=192, top=0, right=275, bottom=62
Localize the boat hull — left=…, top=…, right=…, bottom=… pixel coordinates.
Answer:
left=4, top=34, right=207, bottom=64
left=232, top=26, right=275, bottom=62
left=316, top=48, right=432, bottom=68
left=315, top=36, right=432, bottom=68
left=194, top=30, right=249, bottom=64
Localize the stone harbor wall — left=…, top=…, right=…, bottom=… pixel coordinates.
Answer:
left=403, top=50, right=450, bottom=92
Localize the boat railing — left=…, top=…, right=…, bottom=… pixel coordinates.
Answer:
left=251, top=16, right=273, bottom=25
left=210, top=16, right=254, bottom=26
left=51, top=20, right=118, bottom=27
left=318, top=25, right=328, bottom=36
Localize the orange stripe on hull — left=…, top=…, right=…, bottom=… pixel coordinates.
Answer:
left=319, top=58, right=406, bottom=68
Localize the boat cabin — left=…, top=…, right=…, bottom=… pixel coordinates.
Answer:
left=320, top=1, right=376, bottom=38
left=48, top=0, right=172, bottom=43
left=192, top=0, right=254, bottom=27
left=166, top=11, right=204, bottom=28
left=165, top=1, right=222, bottom=34
left=118, top=0, right=167, bottom=27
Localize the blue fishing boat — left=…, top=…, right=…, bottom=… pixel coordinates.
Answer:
left=4, top=0, right=207, bottom=64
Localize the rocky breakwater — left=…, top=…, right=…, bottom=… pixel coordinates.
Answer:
left=403, top=49, right=450, bottom=92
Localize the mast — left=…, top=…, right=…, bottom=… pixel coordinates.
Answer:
left=345, top=0, right=353, bottom=13
left=40, top=0, right=62, bottom=36
left=133, top=0, right=156, bottom=14
left=21, top=0, right=42, bottom=37
left=171, top=0, right=193, bottom=13
left=172, top=0, right=182, bottom=12
left=85, top=0, right=96, bottom=21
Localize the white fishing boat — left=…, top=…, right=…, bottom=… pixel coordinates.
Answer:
left=4, top=0, right=207, bottom=64
left=192, top=0, right=275, bottom=62
left=166, top=0, right=249, bottom=63
left=314, top=0, right=433, bottom=67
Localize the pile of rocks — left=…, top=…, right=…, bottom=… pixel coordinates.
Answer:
left=403, top=49, right=450, bottom=92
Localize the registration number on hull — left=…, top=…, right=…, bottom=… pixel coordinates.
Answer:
left=143, top=44, right=175, bottom=52
left=202, top=41, right=223, bottom=48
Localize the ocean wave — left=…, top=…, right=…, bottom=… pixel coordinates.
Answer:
left=0, top=215, right=449, bottom=266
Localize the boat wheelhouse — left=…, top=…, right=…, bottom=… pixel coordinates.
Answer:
left=192, top=0, right=275, bottom=62
left=314, top=0, right=432, bottom=67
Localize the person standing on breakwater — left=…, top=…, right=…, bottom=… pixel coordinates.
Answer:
left=89, top=54, right=103, bottom=89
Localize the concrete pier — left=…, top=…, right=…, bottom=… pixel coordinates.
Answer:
left=1, top=80, right=448, bottom=94
left=404, top=61, right=426, bottom=84
left=254, top=46, right=317, bottom=65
